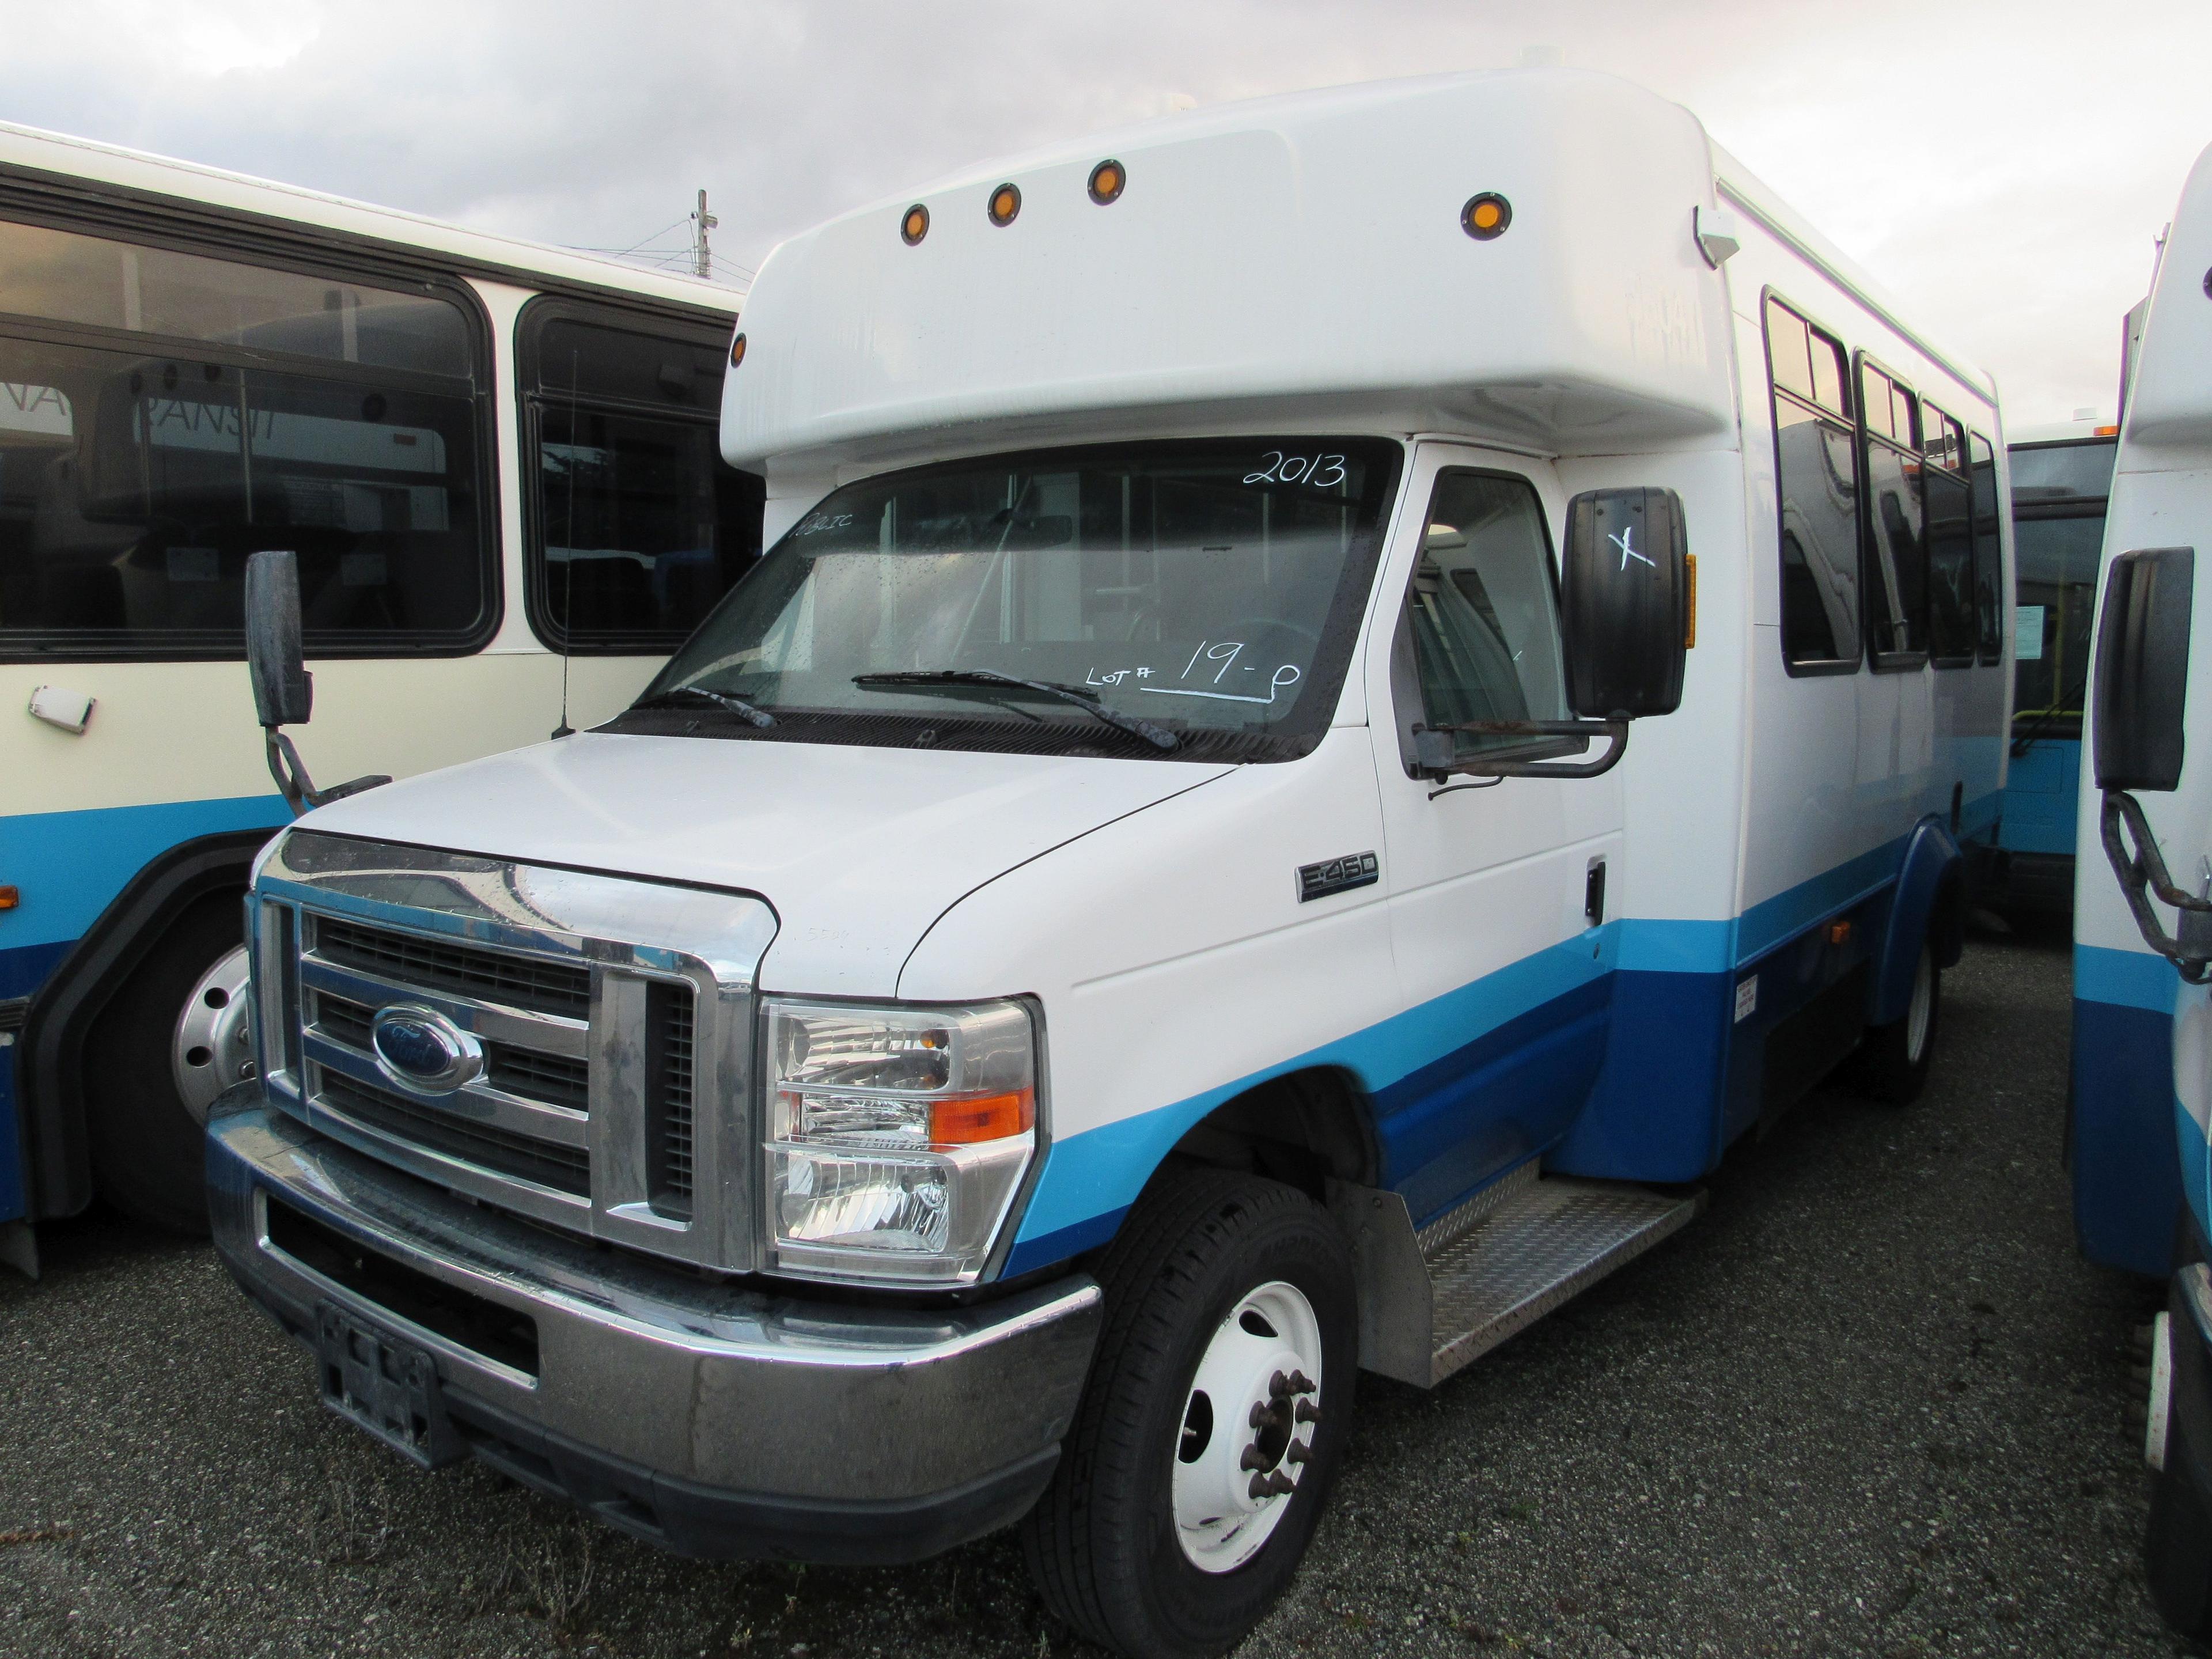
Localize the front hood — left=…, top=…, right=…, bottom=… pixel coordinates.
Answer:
left=296, top=733, right=1233, bottom=997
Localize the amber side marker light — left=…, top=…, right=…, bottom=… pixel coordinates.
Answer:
left=2095, top=423, right=2119, bottom=437
left=1462, top=192, right=1512, bottom=240
left=929, top=1088, right=1036, bottom=1145
left=728, top=332, right=747, bottom=369
left=901, top=203, right=930, bottom=245
left=1827, top=919, right=1853, bottom=946
left=988, top=183, right=1022, bottom=226
left=0, top=885, right=17, bottom=911
left=1088, top=159, right=1126, bottom=204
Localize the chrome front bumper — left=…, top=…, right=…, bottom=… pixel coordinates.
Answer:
left=206, top=1098, right=1103, bottom=1563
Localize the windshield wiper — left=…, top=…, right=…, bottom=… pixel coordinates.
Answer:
left=632, top=684, right=778, bottom=728
left=852, top=669, right=1179, bottom=751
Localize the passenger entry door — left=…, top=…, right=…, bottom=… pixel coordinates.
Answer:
left=1363, top=448, right=1623, bottom=1225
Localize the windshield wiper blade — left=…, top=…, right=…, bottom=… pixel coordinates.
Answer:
left=852, top=669, right=1179, bottom=751
left=632, top=684, right=777, bottom=728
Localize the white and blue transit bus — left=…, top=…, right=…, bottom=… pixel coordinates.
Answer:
left=1991, top=415, right=2118, bottom=909
left=0, top=122, right=760, bottom=1270
left=201, top=69, right=2010, bottom=1656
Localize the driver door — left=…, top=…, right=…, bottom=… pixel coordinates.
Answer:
left=1363, top=444, right=1624, bottom=1224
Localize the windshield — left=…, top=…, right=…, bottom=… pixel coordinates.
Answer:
left=626, top=438, right=1402, bottom=760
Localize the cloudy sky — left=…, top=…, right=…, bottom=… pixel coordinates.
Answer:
left=5, top=0, right=2204, bottom=427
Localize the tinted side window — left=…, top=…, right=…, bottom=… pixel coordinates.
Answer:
left=1860, top=362, right=1926, bottom=661
left=1922, top=404, right=1975, bottom=665
left=1402, top=471, right=1566, bottom=758
left=521, top=304, right=764, bottom=652
left=0, top=221, right=489, bottom=659
left=1969, top=433, right=2002, bottom=663
left=1765, top=296, right=1861, bottom=669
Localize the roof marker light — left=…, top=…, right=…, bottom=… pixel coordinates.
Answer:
left=1461, top=192, right=1511, bottom=240
left=1088, top=160, right=1126, bottom=204
left=728, top=332, right=746, bottom=369
left=988, top=183, right=1022, bottom=227
left=901, top=204, right=930, bottom=245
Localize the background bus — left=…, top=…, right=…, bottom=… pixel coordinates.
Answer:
left=0, top=123, right=762, bottom=1266
left=1990, top=414, right=2119, bottom=911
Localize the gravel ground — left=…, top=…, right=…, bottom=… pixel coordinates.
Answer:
left=0, top=927, right=2190, bottom=1658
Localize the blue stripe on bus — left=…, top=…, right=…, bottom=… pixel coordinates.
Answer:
left=0, top=794, right=289, bottom=967
left=2076, top=943, right=2181, bottom=1014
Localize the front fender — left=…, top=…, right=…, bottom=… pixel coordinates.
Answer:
left=1872, top=817, right=1964, bottom=1025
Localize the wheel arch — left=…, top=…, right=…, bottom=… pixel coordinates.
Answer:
left=16, top=827, right=275, bottom=1219
left=1159, top=1065, right=1382, bottom=1202
left=1872, top=816, right=1964, bottom=1027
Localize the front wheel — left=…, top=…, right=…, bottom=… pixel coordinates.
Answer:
left=83, top=893, right=252, bottom=1233
left=1849, top=940, right=1941, bottom=1105
left=1022, top=1167, right=1356, bottom=1659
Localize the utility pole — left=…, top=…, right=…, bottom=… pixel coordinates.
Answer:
left=691, top=189, right=718, bottom=280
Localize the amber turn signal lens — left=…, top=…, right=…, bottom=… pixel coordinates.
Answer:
left=0, top=885, right=17, bottom=911
left=1827, top=920, right=1853, bottom=945
left=901, top=203, right=930, bottom=245
left=728, top=332, right=746, bottom=369
left=988, top=183, right=1021, bottom=226
left=1088, top=159, right=1126, bottom=204
left=1461, top=192, right=1512, bottom=240
left=929, top=1088, right=1036, bottom=1145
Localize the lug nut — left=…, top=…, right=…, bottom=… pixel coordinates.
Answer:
left=1296, top=1400, right=1321, bottom=1423
left=1287, top=1370, right=1317, bottom=1395
left=1240, top=1445, right=1271, bottom=1471
left=1247, top=1470, right=1297, bottom=1501
left=1286, top=1442, right=1313, bottom=1465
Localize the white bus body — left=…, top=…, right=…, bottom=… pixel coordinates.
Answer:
left=0, top=122, right=759, bottom=1259
left=208, top=71, right=2008, bottom=1655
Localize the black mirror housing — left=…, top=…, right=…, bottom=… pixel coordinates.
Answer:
left=244, top=549, right=312, bottom=729
left=1561, top=487, right=1689, bottom=720
left=2093, top=546, right=2192, bottom=791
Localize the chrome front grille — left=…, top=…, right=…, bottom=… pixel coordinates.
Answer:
left=250, top=831, right=778, bottom=1272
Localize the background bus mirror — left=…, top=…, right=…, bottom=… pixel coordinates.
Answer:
left=244, top=549, right=312, bottom=729
left=2093, top=546, right=2193, bottom=791
left=1561, top=487, right=1688, bottom=721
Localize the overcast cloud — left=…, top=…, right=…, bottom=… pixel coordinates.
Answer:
left=5, top=0, right=2204, bottom=425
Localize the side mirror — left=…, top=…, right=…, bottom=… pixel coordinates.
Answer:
left=1561, top=487, right=1690, bottom=720
left=2093, top=546, right=2192, bottom=791
left=244, top=550, right=312, bottom=729
left=242, top=549, right=389, bottom=815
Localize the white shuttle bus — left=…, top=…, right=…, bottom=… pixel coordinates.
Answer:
left=0, top=123, right=760, bottom=1263
left=206, top=72, right=2008, bottom=1656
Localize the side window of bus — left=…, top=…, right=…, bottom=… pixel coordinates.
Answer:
left=1859, top=362, right=1927, bottom=664
left=1764, top=296, right=1861, bottom=671
left=0, top=216, right=491, bottom=657
left=519, top=302, right=766, bottom=653
left=1921, top=404, right=1975, bottom=665
left=1968, top=433, right=2002, bottom=664
left=1398, top=469, right=1567, bottom=759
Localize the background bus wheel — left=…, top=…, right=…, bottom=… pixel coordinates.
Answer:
left=84, top=892, right=251, bottom=1234
left=1021, top=1167, right=1355, bottom=1659
left=1849, top=940, right=1941, bottom=1105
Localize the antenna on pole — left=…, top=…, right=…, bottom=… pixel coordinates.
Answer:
left=691, top=189, right=718, bottom=280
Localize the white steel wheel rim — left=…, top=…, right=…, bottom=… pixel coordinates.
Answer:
left=1171, top=1279, right=1324, bottom=1574
left=172, top=944, right=255, bottom=1127
left=1904, top=947, right=1934, bottom=1063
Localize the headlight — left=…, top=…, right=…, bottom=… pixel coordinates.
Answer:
left=764, top=998, right=1037, bottom=1285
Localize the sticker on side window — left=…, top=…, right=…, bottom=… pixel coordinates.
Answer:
left=1734, top=976, right=1758, bottom=1023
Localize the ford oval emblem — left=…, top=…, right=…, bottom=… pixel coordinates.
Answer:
left=369, top=1005, right=483, bottom=1095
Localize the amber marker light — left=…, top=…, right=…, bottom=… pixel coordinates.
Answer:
left=0, top=885, right=17, bottom=911
left=1088, top=159, right=1126, bottom=204
left=988, top=182, right=1022, bottom=226
left=901, top=203, right=930, bottom=245
left=929, top=1088, right=1036, bottom=1145
left=1461, top=192, right=1512, bottom=240
left=728, top=332, right=747, bottom=369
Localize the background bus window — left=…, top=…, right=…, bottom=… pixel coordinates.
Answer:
left=0, top=221, right=490, bottom=657
left=2008, top=436, right=2118, bottom=736
left=1764, top=296, right=1861, bottom=671
left=1922, top=404, right=1975, bottom=665
left=1859, top=362, right=1926, bottom=664
left=1969, top=433, right=2003, bottom=664
left=521, top=303, right=764, bottom=652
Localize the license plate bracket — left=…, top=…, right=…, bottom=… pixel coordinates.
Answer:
left=314, top=1301, right=467, bottom=1469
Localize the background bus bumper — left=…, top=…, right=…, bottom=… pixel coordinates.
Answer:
left=205, top=1101, right=1102, bottom=1565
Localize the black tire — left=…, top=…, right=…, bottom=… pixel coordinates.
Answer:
left=1848, top=939, right=1941, bottom=1105
left=1021, top=1166, right=1357, bottom=1659
left=2147, top=1440, right=2212, bottom=1638
left=82, top=890, right=246, bottom=1233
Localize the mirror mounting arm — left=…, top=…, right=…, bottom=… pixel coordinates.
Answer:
left=263, top=729, right=389, bottom=817
left=1413, top=718, right=1630, bottom=783
left=2100, top=789, right=2212, bottom=983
